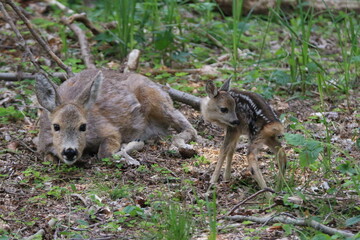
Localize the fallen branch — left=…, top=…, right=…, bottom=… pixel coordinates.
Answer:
left=61, top=17, right=96, bottom=69
left=67, top=12, right=101, bottom=35
left=163, top=85, right=202, bottom=111
left=227, top=188, right=276, bottom=216
left=226, top=215, right=355, bottom=238
left=4, top=0, right=74, bottom=77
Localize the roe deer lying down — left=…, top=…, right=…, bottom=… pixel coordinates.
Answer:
left=36, top=69, right=197, bottom=165
left=201, top=79, right=286, bottom=191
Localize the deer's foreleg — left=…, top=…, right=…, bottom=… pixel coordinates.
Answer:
left=98, top=133, right=121, bottom=160
left=211, top=127, right=241, bottom=184
left=223, top=127, right=241, bottom=181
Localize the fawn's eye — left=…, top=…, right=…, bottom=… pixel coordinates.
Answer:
left=79, top=124, right=87, bottom=132
left=220, top=107, right=228, bottom=113
left=53, top=124, right=60, bottom=131
left=277, top=134, right=284, bottom=140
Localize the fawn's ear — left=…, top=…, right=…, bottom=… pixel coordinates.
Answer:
left=76, top=71, right=103, bottom=110
left=36, top=74, right=62, bottom=112
left=219, top=77, right=231, bottom=92
left=205, top=81, right=218, bottom=98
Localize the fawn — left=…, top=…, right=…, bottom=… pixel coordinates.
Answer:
left=36, top=69, right=197, bottom=165
left=201, top=79, right=286, bottom=192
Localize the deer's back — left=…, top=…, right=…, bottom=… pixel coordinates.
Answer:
left=229, top=89, right=280, bottom=137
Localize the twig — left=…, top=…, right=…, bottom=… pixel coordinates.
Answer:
left=0, top=2, right=40, bottom=72
left=67, top=12, right=101, bottom=35
left=0, top=72, right=66, bottom=81
left=227, top=188, right=276, bottom=216
left=226, top=214, right=355, bottom=238
left=61, top=17, right=96, bottom=69
left=4, top=0, right=74, bottom=77
left=14, top=136, right=37, bottom=153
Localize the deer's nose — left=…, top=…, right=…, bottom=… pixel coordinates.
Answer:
left=230, top=120, right=240, bottom=126
left=62, top=148, right=78, bottom=161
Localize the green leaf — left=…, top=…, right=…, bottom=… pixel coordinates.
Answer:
left=284, top=133, right=306, bottom=146
left=311, top=233, right=331, bottom=240
left=345, top=216, right=360, bottom=226
left=337, top=162, right=356, bottom=175
left=269, top=70, right=291, bottom=85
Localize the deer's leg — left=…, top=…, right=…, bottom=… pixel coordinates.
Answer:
left=247, top=138, right=268, bottom=190
left=223, top=127, right=241, bottom=181
left=211, top=127, right=240, bottom=184
left=265, top=137, right=287, bottom=189
left=116, top=140, right=144, bottom=166
left=98, top=134, right=121, bottom=160
left=168, top=109, right=197, bottom=150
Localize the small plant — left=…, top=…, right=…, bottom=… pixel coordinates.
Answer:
left=285, top=133, right=323, bottom=169
left=207, top=193, right=218, bottom=240
left=109, top=185, right=130, bottom=200
left=193, top=155, right=210, bottom=167
left=103, top=0, right=137, bottom=59
left=0, top=106, right=24, bottom=124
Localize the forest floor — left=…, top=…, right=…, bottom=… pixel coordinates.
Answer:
left=0, top=1, right=360, bottom=239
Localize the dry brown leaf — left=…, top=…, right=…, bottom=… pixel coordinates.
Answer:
left=6, top=141, right=18, bottom=151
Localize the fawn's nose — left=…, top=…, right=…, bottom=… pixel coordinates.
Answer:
left=230, top=120, right=240, bottom=126
left=62, top=148, right=78, bottom=161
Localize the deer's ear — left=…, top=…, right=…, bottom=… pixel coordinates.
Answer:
left=77, top=71, right=103, bottom=110
left=36, top=74, right=61, bottom=112
left=219, top=77, right=231, bottom=92
left=205, top=81, right=218, bottom=98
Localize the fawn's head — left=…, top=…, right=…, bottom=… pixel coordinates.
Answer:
left=36, top=71, right=103, bottom=165
left=201, top=79, right=240, bottom=128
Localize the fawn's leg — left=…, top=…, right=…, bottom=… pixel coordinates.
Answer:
left=265, top=137, right=287, bottom=189
left=223, top=127, right=241, bottom=181
left=211, top=127, right=240, bottom=184
left=247, top=138, right=268, bottom=190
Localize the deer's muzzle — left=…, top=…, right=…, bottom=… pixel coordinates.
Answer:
left=62, top=148, right=78, bottom=163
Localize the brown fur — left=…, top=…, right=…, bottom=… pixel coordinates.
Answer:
left=201, top=80, right=286, bottom=194
left=36, top=69, right=197, bottom=165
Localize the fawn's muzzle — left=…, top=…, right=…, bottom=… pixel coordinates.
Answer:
left=230, top=120, right=240, bottom=126
left=62, top=148, right=78, bottom=161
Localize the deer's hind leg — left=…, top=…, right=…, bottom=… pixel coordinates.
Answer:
left=167, top=109, right=197, bottom=150
left=247, top=137, right=268, bottom=191
left=265, top=137, right=287, bottom=190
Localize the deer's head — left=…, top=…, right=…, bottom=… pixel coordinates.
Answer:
left=36, top=71, right=103, bottom=165
left=201, top=78, right=240, bottom=128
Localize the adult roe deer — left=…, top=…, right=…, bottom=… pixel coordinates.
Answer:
left=36, top=69, right=197, bottom=165
left=201, top=79, right=286, bottom=192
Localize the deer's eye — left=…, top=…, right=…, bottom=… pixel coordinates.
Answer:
left=53, top=124, right=60, bottom=131
left=79, top=124, right=87, bottom=132
left=220, top=107, right=228, bottom=113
